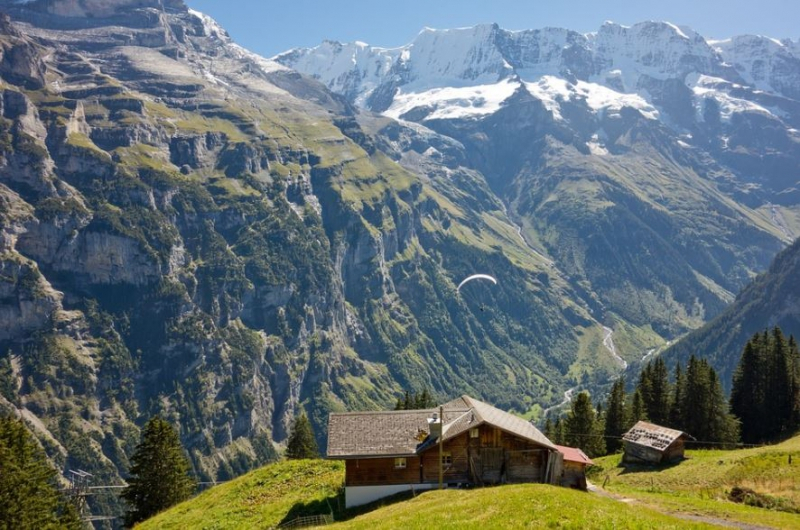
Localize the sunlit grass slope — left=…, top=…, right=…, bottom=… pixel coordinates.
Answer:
left=137, top=460, right=343, bottom=529
left=590, top=434, right=800, bottom=529
left=328, top=484, right=715, bottom=529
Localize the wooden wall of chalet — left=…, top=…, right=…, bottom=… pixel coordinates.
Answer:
left=345, top=456, right=422, bottom=486
left=421, top=425, right=547, bottom=485
left=344, top=425, right=551, bottom=487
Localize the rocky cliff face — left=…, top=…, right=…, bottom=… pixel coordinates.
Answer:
left=0, top=1, right=610, bottom=524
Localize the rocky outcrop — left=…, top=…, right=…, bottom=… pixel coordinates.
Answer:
left=0, top=17, right=47, bottom=89
left=169, top=131, right=225, bottom=169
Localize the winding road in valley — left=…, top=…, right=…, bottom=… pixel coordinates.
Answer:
left=543, top=387, right=577, bottom=416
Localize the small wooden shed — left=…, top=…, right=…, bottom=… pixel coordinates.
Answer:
left=554, top=445, right=593, bottom=490
left=622, top=421, right=693, bottom=465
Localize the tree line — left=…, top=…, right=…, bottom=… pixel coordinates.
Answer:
left=730, top=328, right=800, bottom=444
left=546, top=327, right=800, bottom=458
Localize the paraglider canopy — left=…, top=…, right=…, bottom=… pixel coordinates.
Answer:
left=457, top=274, right=498, bottom=292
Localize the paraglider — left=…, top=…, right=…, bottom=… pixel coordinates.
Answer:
left=456, top=274, right=498, bottom=312
left=456, top=274, right=498, bottom=292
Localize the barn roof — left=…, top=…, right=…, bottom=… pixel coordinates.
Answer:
left=327, top=395, right=556, bottom=458
left=555, top=445, right=593, bottom=466
left=622, top=421, right=692, bottom=452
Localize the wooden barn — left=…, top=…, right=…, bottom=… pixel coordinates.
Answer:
left=622, top=421, right=693, bottom=465
left=554, top=445, right=593, bottom=489
left=327, top=395, right=564, bottom=507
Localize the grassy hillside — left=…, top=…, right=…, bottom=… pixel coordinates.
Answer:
left=326, top=485, right=714, bottom=529
left=137, top=460, right=343, bottom=529
left=141, top=459, right=717, bottom=529
left=589, top=434, right=800, bottom=529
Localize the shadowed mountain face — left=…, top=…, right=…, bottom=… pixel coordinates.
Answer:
left=0, top=1, right=795, bottom=522
left=665, top=237, right=800, bottom=391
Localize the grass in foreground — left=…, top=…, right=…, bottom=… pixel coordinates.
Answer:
left=589, top=434, right=800, bottom=529
left=328, top=484, right=717, bottom=530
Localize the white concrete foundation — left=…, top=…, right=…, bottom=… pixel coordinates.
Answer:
left=345, top=484, right=436, bottom=508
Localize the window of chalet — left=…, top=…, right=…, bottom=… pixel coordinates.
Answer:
left=441, top=452, right=452, bottom=465
left=394, top=457, right=407, bottom=469
left=469, top=428, right=479, bottom=438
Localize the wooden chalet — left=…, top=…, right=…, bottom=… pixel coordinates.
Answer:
left=554, top=445, right=593, bottom=490
left=622, top=421, right=693, bottom=465
left=327, top=395, right=564, bottom=507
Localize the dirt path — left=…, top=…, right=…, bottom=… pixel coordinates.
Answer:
left=586, top=483, right=776, bottom=530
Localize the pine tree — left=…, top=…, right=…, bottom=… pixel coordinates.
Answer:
left=732, top=328, right=800, bottom=444
left=565, top=392, right=606, bottom=458
left=0, top=416, right=81, bottom=529
left=604, top=377, right=627, bottom=453
left=731, top=338, right=764, bottom=443
left=121, top=417, right=196, bottom=527
left=0, top=353, right=16, bottom=404
left=789, top=335, right=800, bottom=431
left=548, top=417, right=566, bottom=445
left=544, top=417, right=555, bottom=442
left=629, top=388, right=647, bottom=425
left=669, top=364, right=685, bottom=430
left=648, top=358, right=672, bottom=425
left=394, top=388, right=436, bottom=410
left=683, top=357, right=739, bottom=446
left=285, top=413, right=318, bottom=460
left=637, top=358, right=671, bottom=426
left=706, top=368, right=740, bottom=447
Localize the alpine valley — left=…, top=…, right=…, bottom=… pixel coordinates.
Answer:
left=0, top=0, right=798, bottom=522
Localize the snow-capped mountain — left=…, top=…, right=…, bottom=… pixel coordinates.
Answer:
left=275, top=21, right=800, bottom=134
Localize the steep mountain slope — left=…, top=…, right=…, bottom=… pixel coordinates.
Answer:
left=664, top=236, right=800, bottom=390
left=278, top=22, right=800, bottom=346
left=0, top=0, right=622, bottom=520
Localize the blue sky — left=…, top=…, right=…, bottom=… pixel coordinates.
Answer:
left=185, top=0, right=800, bottom=58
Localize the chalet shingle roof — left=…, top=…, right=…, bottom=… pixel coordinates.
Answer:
left=451, top=396, right=556, bottom=450
left=327, top=395, right=556, bottom=458
left=622, top=421, right=692, bottom=452
left=327, top=409, right=433, bottom=458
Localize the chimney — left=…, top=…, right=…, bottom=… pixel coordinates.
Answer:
left=428, top=413, right=442, bottom=439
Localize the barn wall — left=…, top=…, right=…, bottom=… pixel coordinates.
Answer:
left=663, top=439, right=686, bottom=462
left=622, top=441, right=663, bottom=464
left=560, top=462, right=587, bottom=490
